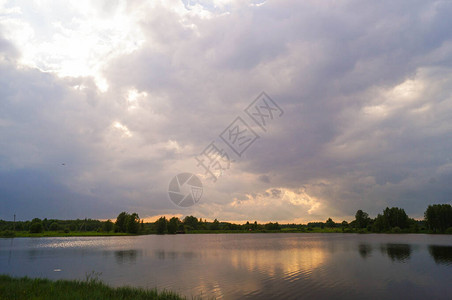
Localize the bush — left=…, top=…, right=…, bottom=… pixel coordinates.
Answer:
left=391, top=226, right=401, bottom=233
left=29, top=222, right=43, bottom=233
left=0, top=230, right=15, bottom=238
left=446, top=227, right=452, bottom=234
left=49, top=222, right=59, bottom=231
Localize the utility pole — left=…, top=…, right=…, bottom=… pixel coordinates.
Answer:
left=13, top=214, right=16, bottom=231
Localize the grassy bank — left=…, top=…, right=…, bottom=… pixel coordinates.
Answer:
left=0, top=231, right=134, bottom=238
left=0, top=275, right=184, bottom=300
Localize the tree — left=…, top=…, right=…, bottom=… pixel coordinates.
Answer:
left=167, top=217, right=180, bottom=234
left=325, top=218, right=335, bottom=228
left=114, top=212, right=140, bottom=233
left=253, top=221, right=258, bottom=230
left=383, top=207, right=409, bottom=229
left=372, top=213, right=387, bottom=232
left=210, top=219, right=220, bottom=230
left=115, top=212, right=128, bottom=233
left=183, top=216, right=198, bottom=230
left=355, top=210, right=370, bottom=229
left=156, top=217, right=167, bottom=234
left=341, top=220, right=348, bottom=232
left=49, top=222, right=59, bottom=231
left=42, top=218, right=49, bottom=231
left=264, top=222, right=280, bottom=230
left=425, top=204, right=452, bottom=233
left=198, top=218, right=207, bottom=230
left=29, top=218, right=43, bottom=233
left=102, top=219, right=114, bottom=232
left=126, top=213, right=140, bottom=234
left=372, top=207, right=410, bottom=232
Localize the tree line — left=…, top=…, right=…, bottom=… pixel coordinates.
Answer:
left=0, top=204, right=451, bottom=236
left=150, top=204, right=452, bottom=234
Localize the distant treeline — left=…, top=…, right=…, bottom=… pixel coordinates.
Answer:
left=0, top=204, right=451, bottom=236
left=153, top=204, right=452, bottom=234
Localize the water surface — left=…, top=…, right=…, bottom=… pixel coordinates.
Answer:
left=1, top=233, right=451, bottom=299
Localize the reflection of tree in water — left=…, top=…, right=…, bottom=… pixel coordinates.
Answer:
left=380, top=244, right=412, bottom=262
left=358, top=244, right=373, bottom=259
left=155, top=250, right=198, bottom=260
left=155, top=250, right=178, bottom=260
left=114, top=250, right=139, bottom=264
left=428, top=245, right=452, bottom=265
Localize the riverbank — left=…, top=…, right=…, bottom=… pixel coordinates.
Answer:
left=2, top=228, right=450, bottom=238
left=0, top=231, right=133, bottom=238
left=0, top=275, right=184, bottom=300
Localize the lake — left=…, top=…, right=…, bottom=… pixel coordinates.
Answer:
left=1, top=233, right=451, bottom=299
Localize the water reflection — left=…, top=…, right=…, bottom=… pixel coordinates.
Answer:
left=228, top=247, right=328, bottom=279
left=154, top=250, right=199, bottom=260
left=428, top=245, right=452, bottom=265
left=27, top=249, right=41, bottom=261
left=380, top=244, right=412, bottom=262
left=358, top=244, right=373, bottom=259
left=114, top=250, right=140, bottom=264
left=1, top=234, right=452, bottom=299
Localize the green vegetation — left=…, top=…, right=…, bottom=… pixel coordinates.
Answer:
left=1, top=231, right=131, bottom=238
left=1, top=204, right=451, bottom=237
left=425, top=204, right=452, bottom=233
left=149, top=204, right=450, bottom=235
left=155, top=217, right=167, bottom=234
left=0, top=275, right=184, bottom=300
left=114, top=212, right=143, bottom=234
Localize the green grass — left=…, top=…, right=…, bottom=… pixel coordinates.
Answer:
left=0, top=275, right=185, bottom=300
left=0, top=231, right=133, bottom=238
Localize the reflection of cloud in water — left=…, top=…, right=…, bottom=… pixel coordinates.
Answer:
left=428, top=245, right=452, bottom=266
left=186, top=247, right=328, bottom=299
left=228, top=248, right=328, bottom=278
left=380, top=244, right=412, bottom=262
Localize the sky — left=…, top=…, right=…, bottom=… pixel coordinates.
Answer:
left=0, top=0, right=451, bottom=223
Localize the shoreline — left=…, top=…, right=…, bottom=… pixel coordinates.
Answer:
left=2, top=229, right=450, bottom=238
left=0, top=231, right=134, bottom=238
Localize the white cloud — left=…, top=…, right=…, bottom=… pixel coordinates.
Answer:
left=0, top=0, right=146, bottom=91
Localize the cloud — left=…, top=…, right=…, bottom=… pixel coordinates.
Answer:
left=1, top=0, right=451, bottom=222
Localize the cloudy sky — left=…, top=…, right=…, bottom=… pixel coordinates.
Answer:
left=1, top=0, right=451, bottom=223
